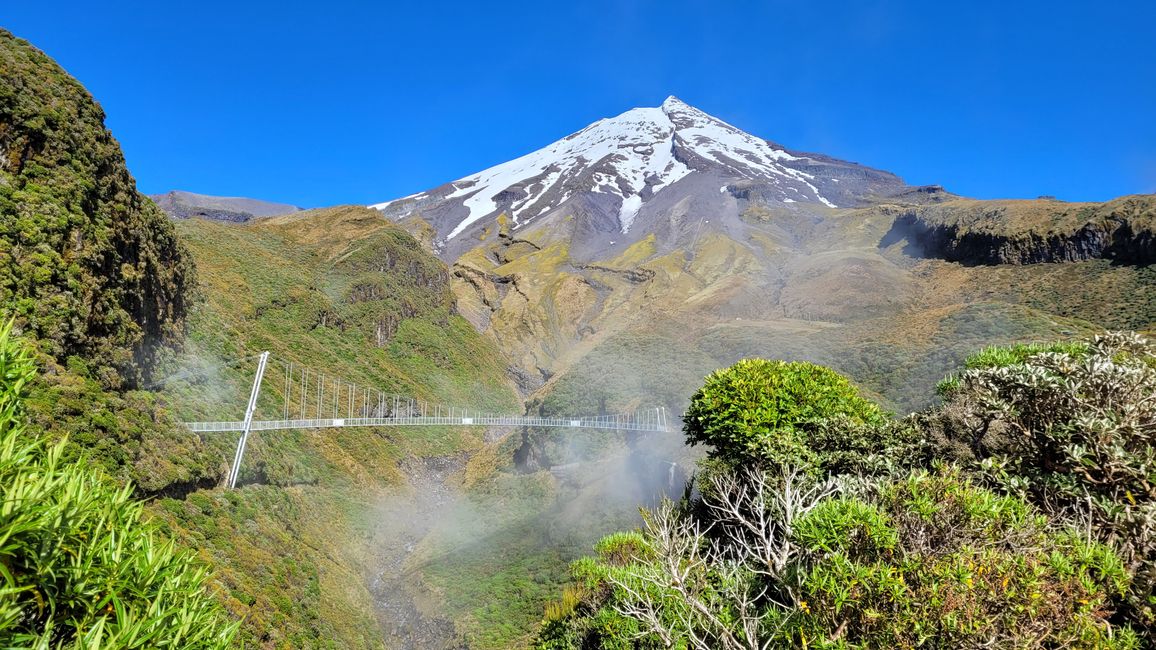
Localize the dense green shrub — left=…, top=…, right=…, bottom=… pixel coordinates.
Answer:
left=932, top=331, right=1156, bottom=635
left=934, top=339, right=1090, bottom=395
left=805, top=416, right=929, bottom=478
left=788, top=471, right=1134, bottom=648
left=683, top=359, right=885, bottom=469
left=20, top=353, right=223, bottom=495
left=0, top=322, right=238, bottom=648
left=537, top=470, right=1137, bottom=649
left=0, top=29, right=195, bottom=388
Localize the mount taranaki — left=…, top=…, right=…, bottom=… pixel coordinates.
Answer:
left=371, top=96, right=919, bottom=260
left=362, top=97, right=1154, bottom=409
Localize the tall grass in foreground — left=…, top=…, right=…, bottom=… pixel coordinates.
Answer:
left=0, top=320, right=238, bottom=648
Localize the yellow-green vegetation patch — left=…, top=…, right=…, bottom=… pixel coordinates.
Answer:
left=605, top=234, right=657, bottom=268
left=741, top=203, right=776, bottom=223
left=494, top=240, right=572, bottom=276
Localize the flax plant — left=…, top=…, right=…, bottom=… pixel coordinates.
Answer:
left=0, top=321, right=238, bottom=648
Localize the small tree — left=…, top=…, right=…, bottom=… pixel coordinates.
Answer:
left=683, top=359, right=886, bottom=470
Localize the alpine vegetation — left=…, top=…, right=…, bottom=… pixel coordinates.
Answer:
left=537, top=331, right=1155, bottom=649
left=0, top=321, right=238, bottom=648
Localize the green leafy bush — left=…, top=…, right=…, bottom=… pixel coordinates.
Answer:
left=0, top=322, right=238, bottom=648
left=789, top=471, right=1134, bottom=648
left=935, top=339, right=1090, bottom=395
left=683, top=359, right=885, bottom=469
left=537, top=470, right=1137, bottom=649
left=931, top=331, right=1156, bottom=635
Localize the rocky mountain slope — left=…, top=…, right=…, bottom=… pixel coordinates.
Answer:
left=151, top=189, right=300, bottom=222
left=371, top=97, right=915, bottom=260
left=369, top=98, right=1154, bottom=421
left=348, top=98, right=1152, bottom=644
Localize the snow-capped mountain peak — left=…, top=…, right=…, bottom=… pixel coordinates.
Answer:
left=371, top=98, right=906, bottom=249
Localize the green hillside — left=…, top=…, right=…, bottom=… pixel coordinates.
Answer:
left=0, top=29, right=194, bottom=388
left=159, top=208, right=527, bottom=647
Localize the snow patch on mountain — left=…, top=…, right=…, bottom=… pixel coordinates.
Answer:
left=433, top=104, right=694, bottom=238
left=370, top=96, right=880, bottom=240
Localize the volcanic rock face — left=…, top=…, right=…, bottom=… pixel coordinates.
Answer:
left=371, top=97, right=909, bottom=259
left=884, top=195, right=1156, bottom=265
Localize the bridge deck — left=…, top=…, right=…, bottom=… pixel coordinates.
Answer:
left=185, top=415, right=670, bottom=433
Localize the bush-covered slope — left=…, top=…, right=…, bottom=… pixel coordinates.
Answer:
left=539, top=333, right=1155, bottom=648
left=0, top=29, right=194, bottom=387
left=0, top=323, right=238, bottom=649
left=0, top=29, right=219, bottom=496
left=160, top=208, right=523, bottom=647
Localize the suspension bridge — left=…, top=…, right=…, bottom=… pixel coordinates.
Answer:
left=176, top=352, right=673, bottom=487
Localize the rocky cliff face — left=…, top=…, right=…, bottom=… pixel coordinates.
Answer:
left=884, top=195, right=1156, bottom=265
left=0, top=29, right=195, bottom=386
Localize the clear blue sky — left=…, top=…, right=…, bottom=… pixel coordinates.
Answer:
left=4, top=1, right=1154, bottom=206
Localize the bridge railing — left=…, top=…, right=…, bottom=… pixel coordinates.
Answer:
left=185, top=414, right=671, bottom=433
left=182, top=351, right=671, bottom=487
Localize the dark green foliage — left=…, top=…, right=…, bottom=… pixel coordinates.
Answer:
left=805, top=416, right=929, bottom=477
left=157, top=486, right=344, bottom=648
left=0, top=29, right=218, bottom=499
left=683, top=359, right=885, bottom=469
left=0, top=322, right=238, bottom=648
left=0, top=29, right=195, bottom=388
left=20, top=354, right=223, bottom=494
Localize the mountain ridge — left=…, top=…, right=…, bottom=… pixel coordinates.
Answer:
left=150, top=189, right=301, bottom=222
